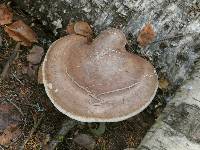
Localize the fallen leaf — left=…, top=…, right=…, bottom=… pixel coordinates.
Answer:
left=0, top=104, right=13, bottom=113
left=0, top=124, right=21, bottom=145
left=0, top=104, right=21, bottom=132
left=0, top=43, right=20, bottom=79
left=0, top=4, right=13, bottom=25
left=27, top=46, right=44, bottom=65
left=137, top=23, right=156, bottom=47
left=74, top=134, right=96, bottom=150
left=0, top=103, right=22, bottom=145
left=4, top=20, right=38, bottom=46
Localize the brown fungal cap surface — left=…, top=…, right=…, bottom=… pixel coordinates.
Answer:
left=42, top=28, right=158, bottom=122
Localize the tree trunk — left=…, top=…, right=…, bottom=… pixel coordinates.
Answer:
left=13, top=0, right=200, bottom=91
left=138, top=60, right=200, bottom=150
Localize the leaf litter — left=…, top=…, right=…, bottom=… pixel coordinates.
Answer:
left=0, top=103, right=22, bottom=145
left=0, top=4, right=13, bottom=26
left=4, top=20, right=38, bottom=46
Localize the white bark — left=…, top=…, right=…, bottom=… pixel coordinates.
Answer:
left=138, top=60, right=200, bottom=150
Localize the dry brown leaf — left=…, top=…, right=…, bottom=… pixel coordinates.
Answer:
left=0, top=104, right=21, bottom=132
left=27, top=45, right=44, bottom=65
left=4, top=20, right=38, bottom=46
left=0, top=103, right=21, bottom=145
left=0, top=104, right=13, bottom=113
left=0, top=124, right=21, bottom=145
left=0, top=4, right=13, bottom=25
left=137, top=23, right=156, bottom=47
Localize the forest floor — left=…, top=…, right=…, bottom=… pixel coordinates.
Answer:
left=0, top=2, right=167, bottom=150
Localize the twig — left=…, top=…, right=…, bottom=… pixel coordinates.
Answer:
left=0, top=145, right=5, bottom=150
left=2, top=99, right=26, bottom=147
left=0, top=43, right=20, bottom=79
left=7, top=99, right=24, bottom=117
left=12, top=72, right=24, bottom=85
left=20, top=113, right=45, bottom=149
left=47, top=119, right=79, bottom=150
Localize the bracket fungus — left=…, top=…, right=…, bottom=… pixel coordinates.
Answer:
left=42, top=28, right=158, bottom=122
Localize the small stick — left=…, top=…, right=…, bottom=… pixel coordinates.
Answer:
left=0, top=145, right=5, bottom=150
left=47, top=119, right=79, bottom=150
left=20, top=113, right=45, bottom=149
left=0, top=43, right=20, bottom=79
left=12, top=72, right=24, bottom=85
left=7, top=99, right=24, bottom=117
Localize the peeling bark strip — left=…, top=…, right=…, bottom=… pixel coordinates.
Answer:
left=138, top=60, right=200, bottom=150
left=14, top=0, right=200, bottom=90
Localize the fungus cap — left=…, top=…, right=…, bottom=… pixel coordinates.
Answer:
left=42, top=28, right=158, bottom=122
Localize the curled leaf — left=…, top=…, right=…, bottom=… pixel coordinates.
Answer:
left=4, top=20, right=38, bottom=46
left=27, top=46, right=44, bottom=65
left=0, top=4, right=13, bottom=25
left=137, top=23, right=156, bottom=47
